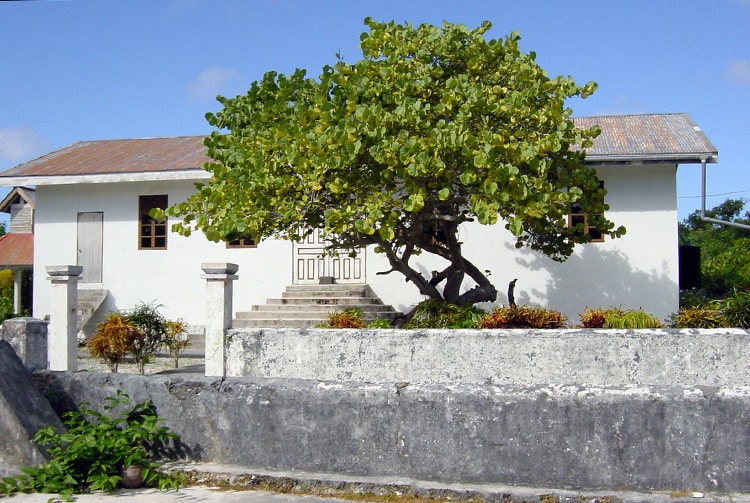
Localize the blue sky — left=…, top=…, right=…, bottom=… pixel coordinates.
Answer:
left=1, top=0, right=749, bottom=221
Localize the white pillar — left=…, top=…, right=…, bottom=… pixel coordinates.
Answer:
left=201, top=263, right=238, bottom=377
left=46, top=265, right=82, bottom=371
left=13, top=269, right=22, bottom=314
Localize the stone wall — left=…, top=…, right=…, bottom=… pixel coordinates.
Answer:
left=225, top=328, right=750, bottom=386
left=32, top=371, right=750, bottom=492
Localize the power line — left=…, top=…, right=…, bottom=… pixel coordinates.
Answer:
left=678, top=189, right=750, bottom=199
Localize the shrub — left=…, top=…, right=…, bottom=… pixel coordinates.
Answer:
left=317, top=308, right=366, bottom=328
left=578, top=307, right=663, bottom=329
left=126, top=302, right=168, bottom=374
left=719, top=289, right=750, bottom=328
left=404, top=299, right=484, bottom=329
left=671, top=305, right=727, bottom=328
left=579, top=308, right=608, bottom=328
left=366, top=318, right=393, bottom=328
left=0, top=391, right=180, bottom=499
left=163, top=319, right=189, bottom=368
left=478, top=305, right=568, bottom=329
left=87, top=313, right=143, bottom=373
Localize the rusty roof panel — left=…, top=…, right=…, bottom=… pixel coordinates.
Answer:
left=0, top=136, right=210, bottom=178
left=574, top=113, right=717, bottom=160
left=0, top=233, right=33, bottom=268
left=0, top=114, right=718, bottom=181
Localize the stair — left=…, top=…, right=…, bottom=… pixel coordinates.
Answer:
left=234, top=284, right=400, bottom=328
left=77, top=285, right=109, bottom=333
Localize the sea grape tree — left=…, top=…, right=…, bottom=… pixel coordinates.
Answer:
left=163, top=18, right=624, bottom=306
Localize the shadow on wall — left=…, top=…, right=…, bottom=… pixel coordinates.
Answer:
left=511, top=244, right=678, bottom=321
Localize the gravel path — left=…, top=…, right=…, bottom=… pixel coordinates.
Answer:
left=76, top=348, right=205, bottom=375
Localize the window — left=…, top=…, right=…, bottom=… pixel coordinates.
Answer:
left=139, top=195, right=168, bottom=249
left=568, top=181, right=605, bottom=242
left=226, top=236, right=257, bottom=249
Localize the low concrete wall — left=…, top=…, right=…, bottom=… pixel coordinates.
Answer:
left=0, top=341, right=63, bottom=477
left=225, top=328, right=750, bottom=385
left=33, top=371, right=750, bottom=492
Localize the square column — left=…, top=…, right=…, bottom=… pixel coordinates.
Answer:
left=201, top=263, right=238, bottom=377
left=46, top=265, right=82, bottom=371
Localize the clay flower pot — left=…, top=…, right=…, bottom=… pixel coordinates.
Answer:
left=120, top=465, right=144, bottom=489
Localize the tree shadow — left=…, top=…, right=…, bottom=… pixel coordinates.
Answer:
left=509, top=242, right=678, bottom=322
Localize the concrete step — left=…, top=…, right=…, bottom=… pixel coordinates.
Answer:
left=267, top=297, right=384, bottom=306
left=248, top=304, right=395, bottom=313
left=282, top=287, right=372, bottom=298
left=76, top=286, right=108, bottom=332
left=237, top=309, right=395, bottom=321
left=233, top=283, right=400, bottom=329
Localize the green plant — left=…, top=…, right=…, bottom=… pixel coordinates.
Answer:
left=718, top=289, right=750, bottom=328
left=317, top=308, right=366, bottom=328
left=126, top=302, right=168, bottom=374
left=604, top=308, right=663, bottom=329
left=405, top=299, right=484, bottom=329
left=670, top=305, right=727, bottom=328
left=579, top=307, right=662, bottom=329
left=163, top=319, right=189, bottom=368
left=366, top=318, right=393, bottom=328
left=478, top=305, right=568, bottom=329
left=87, top=313, right=143, bottom=372
left=0, top=391, right=180, bottom=499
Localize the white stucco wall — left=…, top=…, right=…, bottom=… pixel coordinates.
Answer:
left=32, top=179, right=291, bottom=328
left=31, top=162, right=680, bottom=329
left=367, top=163, right=680, bottom=322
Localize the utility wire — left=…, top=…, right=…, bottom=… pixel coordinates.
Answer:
left=678, top=189, right=750, bottom=199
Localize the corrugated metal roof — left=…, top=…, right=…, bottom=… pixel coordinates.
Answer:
left=0, top=233, right=33, bottom=268
left=0, top=136, right=210, bottom=178
left=575, top=113, right=717, bottom=162
left=0, top=114, right=718, bottom=182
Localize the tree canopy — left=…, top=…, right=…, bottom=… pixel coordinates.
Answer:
left=163, top=18, right=625, bottom=306
left=680, top=198, right=750, bottom=298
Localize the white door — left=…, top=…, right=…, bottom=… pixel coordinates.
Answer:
left=77, top=212, right=103, bottom=283
left=292, top=229, right=365, bottom=284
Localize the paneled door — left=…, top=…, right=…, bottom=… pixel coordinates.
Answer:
left=292, top=229, right=365, bottom=284
left=77, top=212, right=103, bottom=283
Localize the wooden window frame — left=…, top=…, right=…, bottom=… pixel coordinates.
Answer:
left=226, top=236, right=257, bottom=249
left=568, top=181, right=605, bottom=243
left=139, top=195, right=168, bottom=250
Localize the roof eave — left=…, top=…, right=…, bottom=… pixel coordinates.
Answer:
left=584, top=153, right=718, bottom=165
left=0, top=169, right=211, bottom=187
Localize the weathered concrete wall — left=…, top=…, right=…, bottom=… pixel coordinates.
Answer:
left=1, top=318, right=48, bottom=372
left=225, top=328, right=750, bottom=386
left=0, top=341, right=63, bottom=477
left=33, top=371, right=750, bottom=492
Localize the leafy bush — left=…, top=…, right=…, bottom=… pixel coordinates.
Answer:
left=404, top=299, right=484, bottom=329
left=670, top=305, right=726, bottom=328
left=366, top=318, right=393, bottom=328
left=478, top=305, right=568, bottom=329
left=316, top=308, right=366, bottom=328
left=163, top=319, right=189, bottom=368
left=87, top=313, right=143, bottom=373
left=126, top=302, right=168, bottom=374
left=719, top=289, right=750, bottom=328
left=579, top=308, right=608, bottom=328
left=579, top=307, right=663, bottom=329
left=0, top=391, right=180, bottom=499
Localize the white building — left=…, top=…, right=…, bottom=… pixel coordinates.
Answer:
left=0, top=113, right=718, bottom=330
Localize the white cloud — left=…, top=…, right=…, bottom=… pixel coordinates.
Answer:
left=185, top=66, right=241, bottom=102
left=0, top=127, right=47, bottom=163
left=724, top=59, right=750, bottom=86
